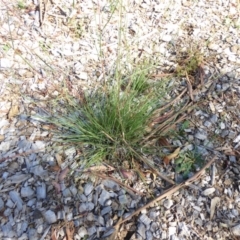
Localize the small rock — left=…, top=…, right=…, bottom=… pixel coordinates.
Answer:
left=146, top=230, right=153, bottom=240
left=84, top=182, right=93, bottom=196
left=137, top=222, right=146, bottom=238
left=208, top=43, right=219, bottom=51
left=234, top=135, right=240, bottom=143
left=9, top=191, right=23, bottom=211
left=78, top=72, right=88, bottom=80
left=202, top=188, right=215, bottom=196
left=0, top=134, right=4, bottom=141
left=163, top=199, right=174, bottom=209
left=195, top=130, right=207, bottom=140
left=101, top=206, right=112, bottom=215
left=169, top=226, right=176, bottom=236
left=87, top=226, right=96, bottom=235
left=161, top=35, right=172, bottom=42
left=44, top=210, right=57, bottom=224
left=6, top=199, right=15, bottom=208
left=37, top=183, right=46, bottom=199
left=102, top=179, right=120, bottom=191
left=210, top=114, right=218, bottom=123
left=232, top=224, right=240, bottom=236
left=139, top=214, right=152, bottom=227
left=204, top=121, right=212, bottom=128
left=0, top=58, right=13, bottom=68
left=98, top=189, right=115, bottom=206
left=101, top=228, right=115, bottom=238
left=219, top=122, right=225, bottom=129
left=78, top=226, right=88, bottom=238
left=79, top=202, right=94, bottom=213
left=118, top=195, right=128, bottom=205
left=0, top=141, right=11, bottom=151
left=21, top=186, right=34, bottom=198
left=230, top=45, right=239, bottom=54
left=0, top=197, right=4, bottom=210
left=229, top=156, right=236, bottom=162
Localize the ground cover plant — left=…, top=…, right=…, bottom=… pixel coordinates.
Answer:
left=38, top=64, right=174, bottom=171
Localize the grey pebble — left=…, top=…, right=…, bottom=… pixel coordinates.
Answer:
left=84, top=182, right=93, bottom=196
left=87, top=226, right=97, bottom=235
left=210, top=114, right=218, bottom=123
left=78, top=226, right=88, bottom=238
left=232, top=224, right=240, bottom=236
left=204, top=121, right=212, bottom=128
left=202, top=188, right=215, bottom=196
left=27, top=198, right=36, bottom=207
left=37, top=182, right=46, bottom=200
left=101, top=228, right=115, bottom=238
left=195, top=131, right=208, bottom=140
left=98, top=189, right=115, bottom=206
left=137, top=222, right=146, bottom=238
left=0, top=197, right=4, bottom=210
left=44, top=210, right=57, bottom=224
left=101, top=206, right=112, bottom=215
left=102, top=179, right=120, bottom=191
left=229, top=156, right=236, bottom=162
left=163, top=199, right=174, bottom=209
left=9, top=191, right=23, bottom=211
left=6, top=199, right=14, bottom=208
left=146, top=230, right=154, bottom=240
left=79, top=202, right=94, bottom=213
left=118, top=195, right=128, bottom=205
left=21, top=186, right=34, bottom=198
left=139, top=214, right=152, bottom=227
left=62, top=188, right=72, bottom=197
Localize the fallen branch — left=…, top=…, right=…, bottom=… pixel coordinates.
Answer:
left=114, top=157, right=216, bottom=227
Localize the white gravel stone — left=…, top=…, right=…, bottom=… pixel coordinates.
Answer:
left=163, top=199, right=174, bottom=209
left=208, top=43, right=219, bottom=50
left=202, top=188, right=215, bottom=196
left=78, top=226, right=88, bottom=238
left=0, top=58, right=13, bottom=68
left=160, top=34, right=172, bottom=42
left=232, top=224, right=240, bottom=236
left=169, top=226, right=177, bottom=236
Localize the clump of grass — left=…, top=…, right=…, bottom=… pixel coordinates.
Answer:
left=42, top=66, right=168, bottom=168
left=175, top=49, right=204, bottom=77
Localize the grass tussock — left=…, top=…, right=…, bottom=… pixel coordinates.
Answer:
left=42, top=65, right=169, bottom=168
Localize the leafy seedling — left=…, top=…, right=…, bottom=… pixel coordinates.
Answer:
left=175, top=150, right=205, bottom=178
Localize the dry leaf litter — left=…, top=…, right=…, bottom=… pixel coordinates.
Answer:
left=0, top=0, right=240, bottom=239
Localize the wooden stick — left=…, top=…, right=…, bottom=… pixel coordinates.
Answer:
left=114, top=157, right=216, bottom=226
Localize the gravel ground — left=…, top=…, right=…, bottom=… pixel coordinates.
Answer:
left=1, top=0, right=240, bottom=239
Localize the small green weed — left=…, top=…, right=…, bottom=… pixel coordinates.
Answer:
left=17, top=0, right=26, bottom=9
left=175, top=49, right=203, bottom=77
left=2, top=43, right=11, bottom=52
left=178, top=120, right=190, bottom=137
left=175, top=149, right=205, bottom=178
